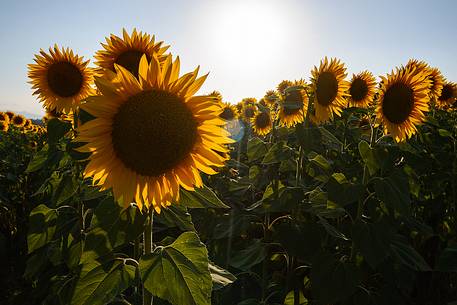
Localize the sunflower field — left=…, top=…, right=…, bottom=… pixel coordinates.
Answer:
left=1, top=29, right=457, bottom=305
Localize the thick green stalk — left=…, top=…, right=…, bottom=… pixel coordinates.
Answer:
left=143, top=209, right=154, bottom=305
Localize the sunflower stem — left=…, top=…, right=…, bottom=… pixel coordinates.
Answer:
left=143, top=209, right=154, bottom=305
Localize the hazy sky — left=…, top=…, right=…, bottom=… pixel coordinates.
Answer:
left=0, top=0, right=456, bottom=117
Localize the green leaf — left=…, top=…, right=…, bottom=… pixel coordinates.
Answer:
left=358, top=141, right=388, bottom=176
left=155, top=204, right=195, bottom=231
left=435, top=246, right=457, bottom=272
left=311, top=253, right=362, bottom=304
left=284, top=290, right=308, bottom=305
left=352, top=220, right=393, bottom=267
left=53, top=174, right=79, bottom=205
left=326, top=173, right=364, bottom=207
left=317, top=216, right=349, bottom=241
left=209, top=262, right=236, bottom=290
left=47, top=118, right=72, bottom=146
left=308, top=152, right=331, bottom=171
left=140, top=231, right=212, bottom=305
left=373, top=170, right=411, bottom=216
left=27, top=204, right=57, bottom=254
left=390, top=235, right=431, bottom=271
left=180, top=185, right=229, bottom=209
left=26, top=144, right=49, bottom=172
left=229, top=239, right=267, bottom=271
left=71, top=259, right=135, bottom=305
left=262, top=141, right=293, bottom=164
left=438, top=129, right=453, bottom=138
left=83, top=197, right=146, bottom=262
left=247, top=138, right=268, bottom=162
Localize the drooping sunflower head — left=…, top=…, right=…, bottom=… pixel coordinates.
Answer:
left=278, top=87, right=309, bottom=128
left=0, top=112, right=9, bottom=124
left=0, top=120, right=8, bottom=132
left=95, top=28, right=169, bottom=78
left=251, top=111, right=273, bottom=136
left=264, top=90, right=279, bottom=106
left=427, top=67, right=444, bottom=99
left=405, top=59, right=429, bottom=73
left=12, top=114, right=26, bottom=127
left=208, top=90, right=223, bottom=103
left=219, top=102, right=238, bottom=121
left=77, top=54, right=233, bottom=213
left=375, top=66, right=431, bottom=142
left=5, top=111, right=15, bottom=120
left=348, top=71, right=376, bottom=108
left=311, top=57, right=350, bottom=123
left=242, top=97, right=257, bottom=107
left=28, top=45, right=94, bottom=113
left=437, top=82, right=457, bottom=109
left=277, top=80, right=293, bottom=96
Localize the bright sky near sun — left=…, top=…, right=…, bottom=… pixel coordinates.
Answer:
left=0, top=0, right=456, bottom=118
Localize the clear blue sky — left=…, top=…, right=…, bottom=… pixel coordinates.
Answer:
left=1, top=0, right=456, bottom=118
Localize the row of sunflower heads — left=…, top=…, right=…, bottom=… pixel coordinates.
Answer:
left=0, top=111, right=44, bottom=134
left=217, top=57, right=456, bottom=142
left=27, top=28, right=234, bottom=213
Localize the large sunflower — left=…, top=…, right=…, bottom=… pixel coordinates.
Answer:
left=437, top=82, right=457, bottom=109
left=95, top=28, right=169, bottom=78
left=277, top=80, right=293, bottom=96
left=278, top=87, right=309, bottom=127
left=28, top=45, right=94, bottom=113
left=348, top=71, right=376, bottom=108
left=406, top=59, right=444, bottom=98
left=252, top=111, right=272, bottom=136
left=11, top=114, right=26, bottom=127
left=77, top=54, right=233, bottom=212
left=219, top=102, right=238, bottom=121
left=311, top=57, right=349, bottom=123
left=376, top=66, right=431, bottom=142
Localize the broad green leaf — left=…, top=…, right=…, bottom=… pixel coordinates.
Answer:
left=311, top=253, right=362, bottom=304
left=326, top=173, right=364, bottom=207
left=317, top=216, right=349, bottom=241
left=209, top=262, right=236, bottom=290
left=71, top=260, right=135, bottom=305
left=358, top=141, right=389, bottom=176
left=229, top=239, right=267, bottom=270
left=436, top=246, right=457, bottom=272
left=390, top=235, right=431, bottom=271
left=284, top=290, right=308, bottom=305
left=155, top=204, right=195, bottom=231
left=26, top=144, right=49, bottom=172
left=27, top=204, right=57, bottom=254
left=262, top=141, right=293, bottom=164
left=247, top=138, right=268, bottom=162
left=180, top=185, right=229, bottom=209
left=47, top=118, right=72, bottom=146
left=374, top=170, right=411, bottom=216
left=308, top=152, right=331, bottom=171
left=140, top=231, right=212, bottom=305
left=53, top=175, right=79, bottom=205
left=352, top=220, right=393, bottom=267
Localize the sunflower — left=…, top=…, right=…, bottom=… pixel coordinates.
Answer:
left=406, top=59, right=444, bottom=99
left=12, top=114, right=26, bottom=127
left=311, top=57, right=349, bottom=123
left=437, top=82, right=457, bottom=109
left=264, top=90, right=279, bottom=106
left=219, top=103, right=238, bottom=121
left=23, top=119, right=32, bottom=130
left=405, top=59, right=429, bottom=73
left=209, top=91, right=223, bottom=103
left=376, top=66, right=431, bottom=142
left=252, top=111, right=272, bottom=136
left=77, top=54, right=233, bottom=212
left=241, top=103, right=258, bottom=121
left=277, top=80, right=293, bottom=96
left=95, top=28, right=169, bottom=78
left=348, top=71, right=376, bottom=108
left=0, top=112, right=9, bottom=124
left=0, top=121, right=8, bottom=132
left=278, top=87, right=309, bottom=127
left=5, top=111, right=15, bottom=120
left=28, top=45, right=94, bottom=113
left=242, top=97, right=257, bottom=106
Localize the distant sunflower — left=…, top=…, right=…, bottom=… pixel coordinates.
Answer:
left=28, top=45, right=94, bottom=113
left=0, top=121, right=8, bottom=132
left=23, top=119, right=32, bottom=130
left=12, top=114, right=26, bottom=127
left=406, top=59, right=444, bottom=99
left=219, top=103, right=238, bottom=121
left=77, top=54, right=233, bottom=212
left=264, top=90, right=279, bottom=106
left=209, top=91, right=223, bottom=103
left=241, top=103, right=258, bottom=121
left=242, top=97, right=257, bottom=106
left=376, top=66, right=431, bottom=142
left=0, top=112, right=9, bottom=124
left=235, top=102, right=243, bottom=114
left=252, top=111, right=272, bottom=136
left=277, top=80, right=293, bottom=96
left=278, top=87, right=309, bottom=127
left=405, top=59, right=429, bottom=73
left=348, top=71, right=376, bottom=108
left=437, top=82, right=457, bottom=109
left=311, top=57, right=349, bottom=123
left=5, top=111, right=15, bottom=120
left=95, top=28, right=169, bottom=78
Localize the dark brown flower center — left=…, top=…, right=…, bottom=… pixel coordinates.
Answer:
left=114, top=50, right=150, bottom=77
left=220, top=107, right=235, bottom=121
left=350, top=78, right=369, bottom=102
left=382, top=83, right=414, bottom=124
left=12, top=116, right=24, bottom=125
left=316, top=72, right=338, bottom=106
left=439, top=84, right=454, bottom=102
left=111, top=90, right=198, bottom=176
left=255, top=112, right=271, bottom=129
left=283, top=90, right=303, bottom=115
left=47, top=62, right=83, bottom=97
left=243, top=107, right=256, bottom=118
